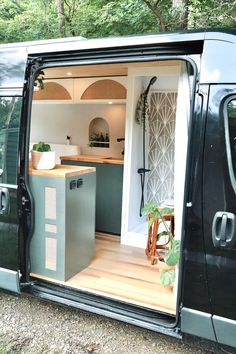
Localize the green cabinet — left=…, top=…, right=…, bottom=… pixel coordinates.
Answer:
left=62, top=160, right=123, bottom=235
left=29, top=169, right=96, bottom=281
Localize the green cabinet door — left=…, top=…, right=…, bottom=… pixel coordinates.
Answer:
left=62, top=160, right=123, bottom=235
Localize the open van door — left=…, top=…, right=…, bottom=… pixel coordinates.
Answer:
left=203, top=85, right=236, bottom=349
left=0, top=48, right=27, bottom=294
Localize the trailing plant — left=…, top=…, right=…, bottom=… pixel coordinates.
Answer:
left=32, top=141, right=51, bottom=152
left=142, top=202, right=180, bottom=287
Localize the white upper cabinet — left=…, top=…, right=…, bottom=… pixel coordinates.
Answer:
left=33, top=77, right=127, bottom=104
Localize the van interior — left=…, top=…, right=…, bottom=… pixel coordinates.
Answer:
left=28, top=59, right=191, bottom=316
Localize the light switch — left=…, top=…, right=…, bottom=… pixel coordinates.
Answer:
left=70, top=180, right=76, bottom=190
left=77, top=178, right=83, bottom=188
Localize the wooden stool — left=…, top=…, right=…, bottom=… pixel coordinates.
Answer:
left=145, top=213, right=174, bottom=265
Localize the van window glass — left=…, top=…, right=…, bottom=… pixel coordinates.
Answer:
left=227, top=99, right=236, bottom=179
left=0, top=97, right=21, bottom=185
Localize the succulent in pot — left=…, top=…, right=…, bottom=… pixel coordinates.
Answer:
left=31, top=141, right=56, bottom=170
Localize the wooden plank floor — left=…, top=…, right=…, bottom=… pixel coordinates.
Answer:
left=31, top=234, right=176, bottom=315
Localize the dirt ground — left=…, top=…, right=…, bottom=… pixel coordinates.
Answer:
left=0, top=292, right=214, bottom=354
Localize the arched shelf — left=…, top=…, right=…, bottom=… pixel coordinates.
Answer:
left=81, top=79, right=126, bottom=100
left=89, top=117, right=110, bottom=148
left=33, top=82, right=72, bottom=100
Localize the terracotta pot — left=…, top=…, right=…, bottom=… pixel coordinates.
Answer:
left=31, top=150, right=56, bottom=170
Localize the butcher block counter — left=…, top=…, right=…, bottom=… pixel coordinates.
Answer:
left=29, top=164, right=95, bottom=177
left=60, top=154, right=124, bottom=165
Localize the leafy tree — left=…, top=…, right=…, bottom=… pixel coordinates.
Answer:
left=53, top=0, right=157, bottom=38
left=188, top=0, right=236, bottom=29
left=0, top=0, right=58, bottom=43
left=141, top=0, right=236, bottom=31
left=148, top=0, right=189, bottom=30
left=0, top=0, right=235, bottom=44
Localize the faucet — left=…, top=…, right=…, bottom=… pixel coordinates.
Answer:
left=117, top=138, right=125, bottom=155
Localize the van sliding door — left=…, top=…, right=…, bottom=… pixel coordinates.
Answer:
left=203, top=85, right=236, bottom=349
left=0, top=48, right=27, bottom=294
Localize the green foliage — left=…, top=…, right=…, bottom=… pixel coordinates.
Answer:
left=160, top=269, right=175, bottom=287
left=142, top=202, right=174, bottom=232
left=0, top=0, right=24, bottom=23
left=65, top=0, right=157, bottom=38
left=164, top=239, right=180, bottom=266
left=0, top=0, right=235, bottom=43
left=0, top=348, right=7, bottom=354
left=0, top=0, right=57, bottom=43
left=33, top=142, right=51, bottom=152
left=142, top=202, right=180, bottom=287
left=0, top=97, right=21, bottom=129
left=188, top=0, right=236, bottom=29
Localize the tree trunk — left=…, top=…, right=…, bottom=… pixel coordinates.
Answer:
left=56, top=0, right=66, bottom=37
left=172, top=0, right=188, bottom=29
left=142, top=0, right=167, bottom=32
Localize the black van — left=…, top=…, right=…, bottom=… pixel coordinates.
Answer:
left=0, top=29, right=236, bottom=353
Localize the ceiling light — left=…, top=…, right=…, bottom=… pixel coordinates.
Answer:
left=67, top=72, right=72, bottom=76
left=108, top=101, right=113, bottom=104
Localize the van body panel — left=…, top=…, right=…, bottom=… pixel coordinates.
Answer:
left=25, top=32, right=205, bottom=56
left=0, top=187, right=19, bottom=270
left=0, top=52, right=27, bottom=293
left=181, top=85, right=213, bottom=314
left=200, top=39, right=236, bottom=84
left=181, top=308, right=216, bottom=341
left=0, top=267, right=20, bottom=293
left=0, top=48, right=27, bottom=89
left=213, top=315, right=236, bottom=348
left=203, top=85, right=236, bottom=321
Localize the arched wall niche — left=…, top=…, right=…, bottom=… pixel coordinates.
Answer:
left=81, top=79, right=126, bottom=100
left=89, top=117, right=110, bottom=148
left=33, top=82, right=72, bottom=100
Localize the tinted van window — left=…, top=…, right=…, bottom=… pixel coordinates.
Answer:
left=0, top=97, right=22, bottom=185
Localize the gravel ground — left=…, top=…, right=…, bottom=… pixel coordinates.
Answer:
left=0, top=292, right=213, bottom=354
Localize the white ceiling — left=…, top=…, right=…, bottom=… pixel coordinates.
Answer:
left=43, top=60, right=180, bottom=79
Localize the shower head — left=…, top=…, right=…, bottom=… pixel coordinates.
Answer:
left=144, top=76, right=157, bottom=94
left=149, top=76, right=157, bottom=85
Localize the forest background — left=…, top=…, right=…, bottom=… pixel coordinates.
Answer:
left=0, top=0, right=235, bottom=43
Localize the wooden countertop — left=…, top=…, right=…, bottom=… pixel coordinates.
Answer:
left=60, top=154, right=124, bottom=165
left=29, top=164, right=96, bottom=178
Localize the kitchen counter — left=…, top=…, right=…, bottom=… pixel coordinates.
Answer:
left=29, top=164, right=96, bottom=178
left=60, top=154, right=124, bottom=165
left=61, top=157, right=123, bottom=234
left=29, top=163, right=96, bottom=281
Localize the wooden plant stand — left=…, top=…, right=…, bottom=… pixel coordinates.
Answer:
left=145, top=213, right=174, bottom=265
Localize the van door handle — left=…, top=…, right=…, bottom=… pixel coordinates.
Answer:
left=0, top=187, right=10, bottom=216
left=212, top=211, right=236, bottom=249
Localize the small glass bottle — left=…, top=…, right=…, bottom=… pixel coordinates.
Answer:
left=100, top=133, right=105, bottom=142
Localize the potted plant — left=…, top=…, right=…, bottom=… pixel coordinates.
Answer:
left=31, top=141, right=56, bottom=170
left=142, top=202, right=180, bottom=287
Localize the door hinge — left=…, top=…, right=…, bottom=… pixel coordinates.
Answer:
left=21, top=196, right=29, bottom=206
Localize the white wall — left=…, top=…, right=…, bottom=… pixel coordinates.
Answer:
left=121, top=65, right=181, bottom=248
left=31, top=103, right=126, bottom=158
left=126, top=76, right=145, bottom=231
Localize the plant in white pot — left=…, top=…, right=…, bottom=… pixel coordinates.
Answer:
left=31, top=142, right=56, bottom=170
